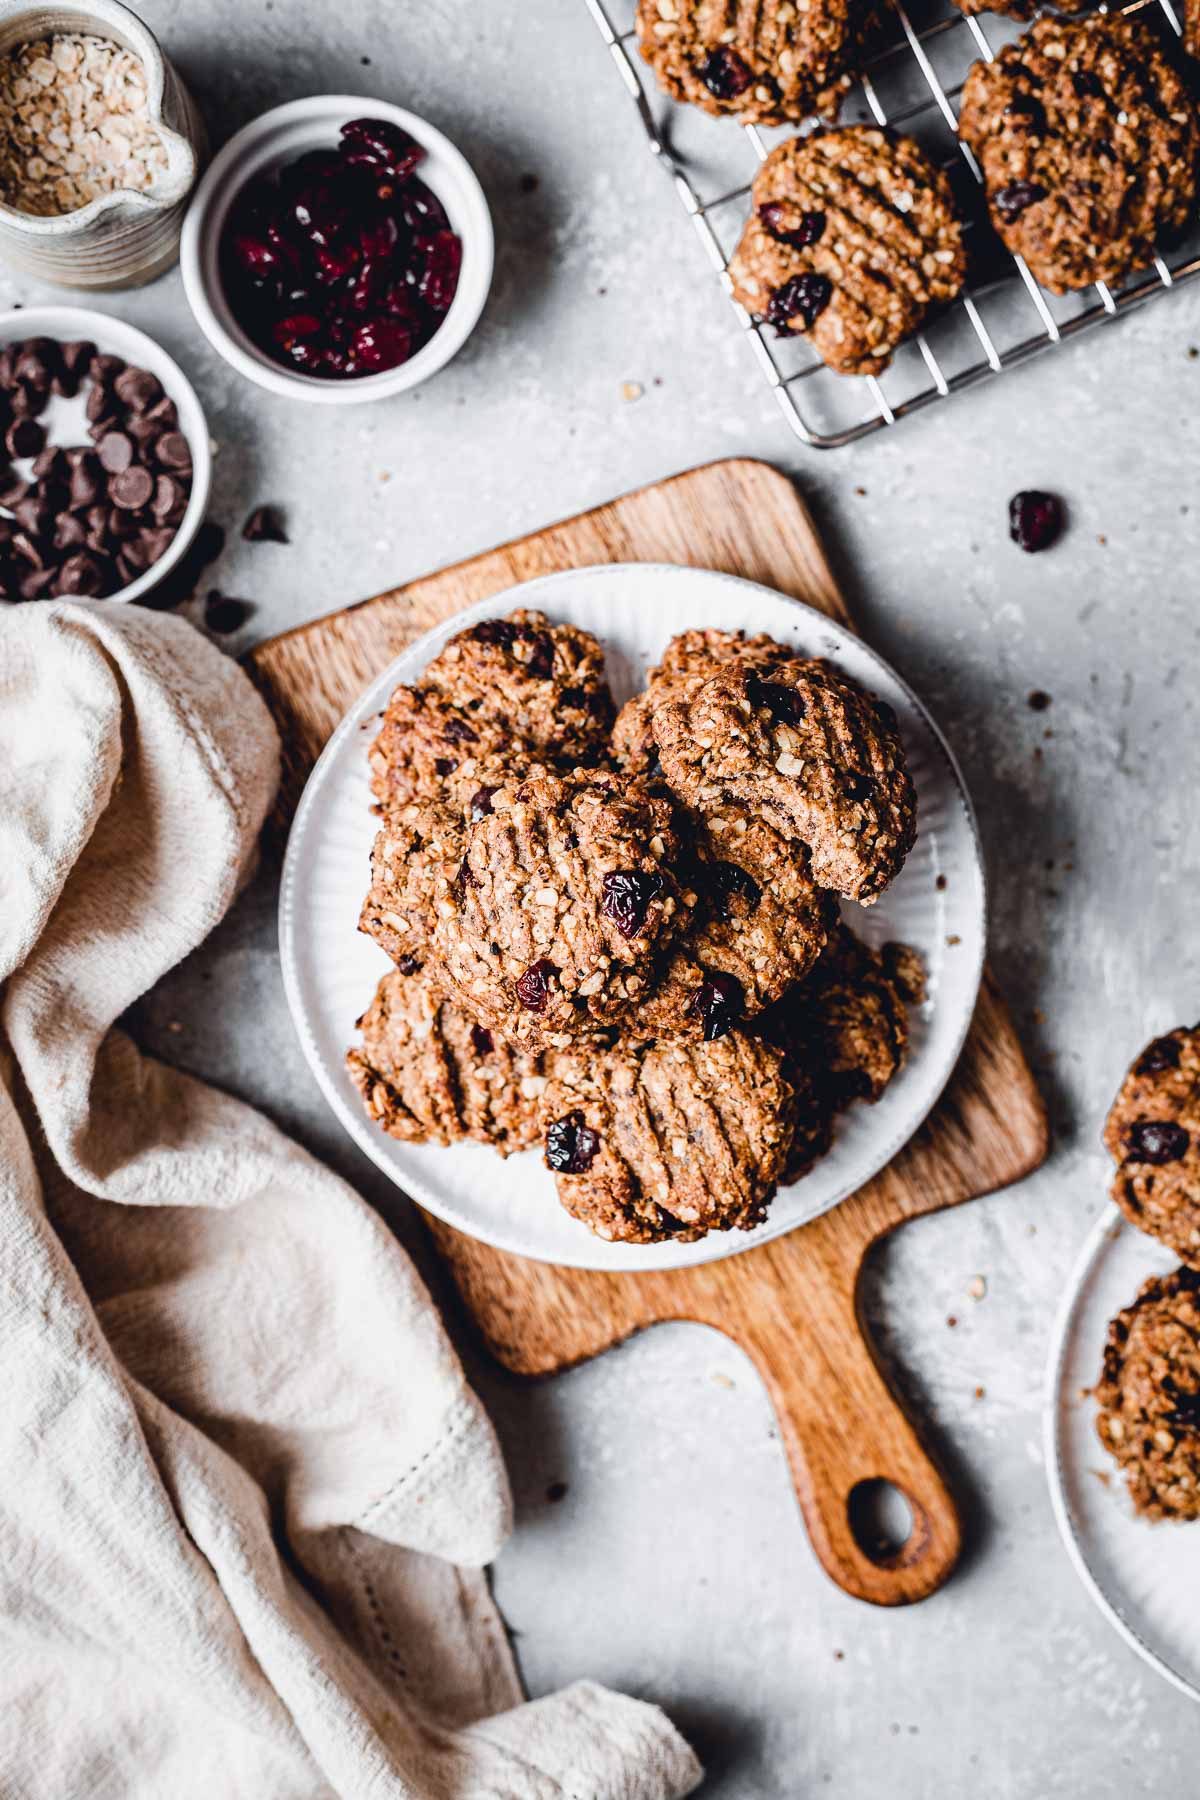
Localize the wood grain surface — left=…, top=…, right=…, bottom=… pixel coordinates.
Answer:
left=248, top=457, right=1049, bottom=1608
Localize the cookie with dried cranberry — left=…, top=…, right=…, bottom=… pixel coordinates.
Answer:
left=347, top=967, right=576, bottom=1155
left=951, top=0, right=1087, bottom=17
left=653, top=657, right=916, bottom=902
left=368, top=683, right=517, bottom=813
left=635, top=0, right=878, bottom=127
left=358, top=797, right=464, bottom=975
left=727, top=128, right=966, bottom=378
left=612, top=629, right=795, bottom=779
left=1104, top=1026, right=1200, bottom=1266
left=435, top=768, right=684, bottom=1050
left=422, top=608, right=614, bottom=765
left=638, top=804, right=836, bottom=1039
left=540, top=1030, right=797, bottom=1243
left=1095, top=1266, right=1200, bottom=1521
left=958, top=13, right=1199, bottom=295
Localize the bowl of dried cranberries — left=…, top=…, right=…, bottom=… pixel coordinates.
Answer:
left=180, top=96, right=492, bottom=403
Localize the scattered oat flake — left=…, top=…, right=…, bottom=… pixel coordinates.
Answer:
left=711, top=1371, right=735, bottom=1390
left=974, top=1386, right=985, bottom=1400
left=621, top=381, right=643, bottom=402
left=946, top=934, right=961, bottom=946
left=967, top=1275, right=987, bottom=1301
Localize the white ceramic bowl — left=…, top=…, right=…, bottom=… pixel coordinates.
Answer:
left=0, top=303, right=211, bottom=605
left=180, top=96, right=493, bottom=405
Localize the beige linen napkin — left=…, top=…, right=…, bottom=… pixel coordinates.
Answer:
left=0, top=599, right=701, bottom=1800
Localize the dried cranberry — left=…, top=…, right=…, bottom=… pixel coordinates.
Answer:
left=414, top=230, right=463, bottom=313
left=759, top=203, right=826, bottom=249
left=394, top=955, right=421, bottom=976
left=360, top=211, right=400, bottom=263
left=442, top=716, right=478, bottom=745
left=271, top=311, right=324, bottom=354
left=545, top=1109, right=601, bottom=1175
left=1004, top=95, right=1046, bottom=133
left=709, top=861, right=761, bottom=920
left=1166, top=1391, right=1200, bottom=1431
left=1136, top=1036, right=1182, bottom=1077
left=700, top=45, right=752, bottom=100
left=470, top=617, right=554, bottom=676
left=399, top=178, right=450, bottom=235
left=765, top=272, right=832, bottom=333
left=340, top=118, right=425, bottom=180
left=1126, top=1119, right=1190, bottom=1164
left=469, top=786, right=497, bottom=822
left=472, top=618, right=517, bottom=649
left=350, top=318, right=415, bottom=373
left=227, top=230, right=292, bottom=281
left=686, top=971, right=744, bottom=1041
left=434, top=758, right=456, bottom=777
left=602, top=870, right=665, bottom=939
left=748, top=675, right=806, bottom=724
left=994, top=181, right=1047, bottom=221
left=516, top=960, right=556, bottom=1012
left=470, top=1024, right=494, bottom=1058
left=289, top=182, right=348, bottom=250
left=525, top=631, right=554, bottom=679
left=314, top=240, right=361, bottom=284
left=1071, top=70, right=1104, bottom=100
left=1008, top=490, right=1063, bottom=554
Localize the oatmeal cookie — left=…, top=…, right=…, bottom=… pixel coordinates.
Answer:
left=638, top=803, right=836, bottom=1039
left=358, top=798, right=464, bottom=975
left=367, top=683, right=517, bottom=813
left=436, top=768, right=684, bottom=1049
left=635, top=0, right=878, bottom=127
left=728, top=128, right=966, bottom=377
left=951, top=0, right=1088, bottom=16
left=540, top=1030, right=797, bottom=1243
left=653, top=657, right=916, bottom=902
left=347, top=967, right=572, bottom=1154
left=958, top=13, right=1200, bottom=295
left=612, top=629, right=795, bottom=779
left=1104, top=1026, right=1200, bottom=1266
left=1096, top=1266, right=1200, bottom=1521
left=759, top=923, right=917, bottom=1178
left=422, top=609, right=614, bottom=766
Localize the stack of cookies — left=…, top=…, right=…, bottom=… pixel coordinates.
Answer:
left=347, top=608, right=922, bottom=1246
left=1095, top=1027, right=1200, bottom=1520
left=635, top=0, right=1200, bottom=378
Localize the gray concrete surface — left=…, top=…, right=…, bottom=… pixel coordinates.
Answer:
left=9, top=0, right=1200, bottom=1791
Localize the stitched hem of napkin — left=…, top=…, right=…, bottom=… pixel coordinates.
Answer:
left=353, top=1391, right=482, bottom=1532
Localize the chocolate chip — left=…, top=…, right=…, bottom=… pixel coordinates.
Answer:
left=143, top=395, right=178, bottom=430
left=469, top=786, right=497, bottom=822
left=57, top=550, right=109, bottom=596
left=470, top=1024, right=494, bottom=1058
left=109, top=465, right=154, bottom=511
left=6, top=416, right=44, bottom=459
left=1126, top=1119, right=1190, bottom=1164
left=97, top=431, right=135, bottom=474
left=53, top=511, right=87, bottom=551
left=88, top=352, right=125, bottom=385
left=11, top=492, right=52, bottom=536
left=152, top=474, right=187, bottom=523
left=113, top=366, right=161, bottom=412
left=59, top=339, right=95, bottom=378
left=155, top=431, right=192, bottom=471
left=242, top=504, right=288, bottom=542
left=10, top=381, right=47, bottom=420
left=1027, top=690, right=1052, bottom=712
left=204, top=589, right=253, bottom=634
left=1136, top=1036, right=1182, bottom=1076
left=19, top=564, right=58, bottom=600
left=85, top=380, right=116, bottom=424
left=140, top=526, right=175, bottom=565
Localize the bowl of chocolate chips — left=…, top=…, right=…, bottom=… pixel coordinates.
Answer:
left=180, top=95, right=493, bottom=404
left=0, top=304, right=210, bottom=604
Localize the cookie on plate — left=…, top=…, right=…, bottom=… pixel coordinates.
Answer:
left=653, top=655, right=916, bottom=902
left=727, top=128, right=966, bottom=377
left=635, top=0, right=878, bottom=127
left=421, top=609, right=614, bottom=767
left=760, top=922, right=919, bottom=1177
left=1096, top=1266, right=1200, bottom=1521
left=368, top=683, right=517, bottom=814
left=1104, top=1026, right=1200, bottom=1266
left=540, top=1029, right=797, bottom=1243
left=612, top=629, right=796, bottom=779
left=435, top=767, right=684, bottom=1049
left=951, top=0, right=1087, bottom=17
left=359, top=797, right=465, bottom=976
left=958, top=13, right=1200, bottom=295
left=347, top=967, right=576, bottom=1154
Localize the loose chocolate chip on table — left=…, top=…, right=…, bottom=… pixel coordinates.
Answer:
left=6, top=416, right=44, bottom=459
left=1126, top=1119, right=1190, bottom=1164
left=155, top=431, right=192, bottom=471
left=1027, top=690, right=1052, bottom=711
left=1136, top=1036, right=1183, bottom=1076
left=109, top=465, right=155, bottom=511
left=204, top=589, right=254, bottom=634
left=242, top=504, right=288, bottom=543
left=1008, top=490, right=1063, bottom=554
left=544, top=1110, right=601, bottom=1175
left=97, top=431, right=135, bottom=474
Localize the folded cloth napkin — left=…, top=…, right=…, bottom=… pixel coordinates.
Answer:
left=0, top=600, right=701, bottom=1800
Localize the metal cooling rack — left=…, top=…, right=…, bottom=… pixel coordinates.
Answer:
left=584, top=0, right=1199, bottom=446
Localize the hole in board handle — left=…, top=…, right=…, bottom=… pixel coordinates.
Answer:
left=847, top=1478, right=927, bottom=1568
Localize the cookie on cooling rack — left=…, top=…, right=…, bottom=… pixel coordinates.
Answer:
left=652, top=654, right=916, bottom=903
left=950, top=0, right=1088, bottom=19
left=540, top=1029, right=798, bottom=1243
left=958, top=12, right=1199, bottom=295
left=726, top=128, right=967, bottom=378
left=1104, top=1025, right=1200, bottom=1267
left=1096, top=1265, right=1200, bottom=1522
left=347, top=966, right=579, bottom=1155
left=635, top=0, right=879, bottom=127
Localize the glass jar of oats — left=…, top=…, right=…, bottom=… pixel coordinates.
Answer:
left=0, top=0, right=205, bottom=288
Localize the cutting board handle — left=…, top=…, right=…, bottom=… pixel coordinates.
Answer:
left=726, top=1229, right=962, bottom=1606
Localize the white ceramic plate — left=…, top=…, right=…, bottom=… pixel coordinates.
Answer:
left=280, top=563, right=986, bottom=1271
left=1047, top=1206, right=1200, bottom=1703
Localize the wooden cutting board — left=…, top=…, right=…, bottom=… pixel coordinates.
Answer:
left=247, top=458, right=1048, bottom=1609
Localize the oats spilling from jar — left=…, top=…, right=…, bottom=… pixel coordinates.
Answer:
left=0, top=35, right=168, bottom=218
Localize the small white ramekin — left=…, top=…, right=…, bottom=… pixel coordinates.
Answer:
left=179, top=96, right=494, bottom=406
left=0, top=303, right=211, bottom=604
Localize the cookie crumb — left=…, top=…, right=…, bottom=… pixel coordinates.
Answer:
left=621, top=381, right=644, bottom=402
left=967, top=1274, right=987, bottom=1301
left=546, top=1481, right=568, bottom=1503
